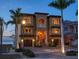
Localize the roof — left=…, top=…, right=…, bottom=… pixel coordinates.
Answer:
left=63, top=20, right=78, bottom=25
left=20, top=13, right=35, bottom=16
left=35, top=12, right=48, bottom=15
left=48, top=15, right=61, bottom=17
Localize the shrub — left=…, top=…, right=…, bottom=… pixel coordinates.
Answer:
left=22, top=49, right=35, bottom=57
left=66, top=50, right=78, bottom=56
left=15, top=48, right=23, bottom=52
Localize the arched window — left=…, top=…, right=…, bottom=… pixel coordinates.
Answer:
left=38, top=19, right=45, bottom=24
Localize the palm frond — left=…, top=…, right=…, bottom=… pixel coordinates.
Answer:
left=76, top=9, right=78, bottom=16
left=48, top=0, right=75, bottom=10
left=15, top=8, right=21, bottom=17
left=0, top=17, right=6, bottom=25
left=6, top=20, right=15, bottom=29
left=6, top=20, right=15, bottom=27
left=9, top=10, right=16, bottom=15
left=66, top=0, right=75, bottom=7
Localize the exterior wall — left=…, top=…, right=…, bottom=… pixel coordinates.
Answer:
left=19, top=15, right=35, bottom=47
left=35, top=13, right=48, bottom=46
left=18, top=13, right=62, bottom=48
left=48, top=16, right=61, bottom=47
left=17, top=12, right=78, bottom=48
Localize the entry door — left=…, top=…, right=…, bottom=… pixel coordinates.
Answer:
left=37, top=30, right=46, bottom=46
left=24, top=39, right=32, bottom=47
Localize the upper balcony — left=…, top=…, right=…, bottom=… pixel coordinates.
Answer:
left=48, top=16, right=61, bottom=28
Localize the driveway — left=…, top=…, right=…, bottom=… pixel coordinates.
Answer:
left=23, top=47, right=78, bottom=59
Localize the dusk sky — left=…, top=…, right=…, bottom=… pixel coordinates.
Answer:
left=0, top=0, right=78, bottom=36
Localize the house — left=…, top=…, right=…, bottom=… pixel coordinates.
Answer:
left=16, top=12, right=63, bottom=48
left=16, top=12, right=78, bottom=48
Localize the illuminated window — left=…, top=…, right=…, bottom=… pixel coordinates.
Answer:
left=26, top=17, right=31, bottom=24
left=24, top=28, right=31, bottom=33
left=38, top=19, right=45, bottom=24
left=52, top=28, right=60, bottom=34
left=23, top=17, right=26, bottom=20
left=52, top=18, right=60, bottom=25
left=23, top=16, right=31, bottom=25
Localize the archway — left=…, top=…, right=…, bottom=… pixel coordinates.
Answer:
left=37, top=30, right=46, bottom=46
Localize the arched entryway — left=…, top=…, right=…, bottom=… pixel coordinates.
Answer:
left=36, top=30, right=46, bottom=46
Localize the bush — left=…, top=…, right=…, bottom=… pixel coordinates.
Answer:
left=15, top=48, right=23, bottom=52
left=22, top=49, right=35, bottom=57
left=66, top=50, right=78, bottom=56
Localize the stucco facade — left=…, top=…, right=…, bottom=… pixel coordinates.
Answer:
left=16, top=12, right=63, bottom=48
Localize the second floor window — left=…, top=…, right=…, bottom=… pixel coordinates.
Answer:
left=24, top=28, right=32, bottom=33
left=38, top=19, right=45, bottom=25
left=52, top=18, right=60, bottom=25
left=52, top=28, right=60, bottom=34
left=23, top=16, right=31, bottom=25
left=26, top=17, right=31, bottom=25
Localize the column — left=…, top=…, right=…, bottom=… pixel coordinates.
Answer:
left=45, top=31, right=48, bottom=46
left=17, top=24, right=21, bottom=48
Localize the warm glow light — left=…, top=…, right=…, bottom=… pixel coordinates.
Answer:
left=62, top=47, right=65, bottom=54
left=37, top=31, right=45, bottom=40
left=52, top=39, right=54, bottom=42
left=53, top=18, right=59, bottom=25
left=21, top=39, right=23, bottom=43
left=33, top=39, right=35, bottom=42
left=55, top=30, right=58, bottom=33
left=22, top=20, right=26, bottom=25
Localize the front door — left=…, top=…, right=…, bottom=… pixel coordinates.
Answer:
left=37, top=30, right=46, bottom=46
left=24, top=39, right=32, bottom=47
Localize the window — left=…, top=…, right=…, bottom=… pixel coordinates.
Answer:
left=24, top=28, right=31, bottom=33
left=26, top=17, right=31, bottom=24
left=52, top=18, right=60, bottom=25
left=38, top=19, right=45, bottom=24
left=52, top=28, right=60, bottom=34
left=23, top=16, right=31, bottom=25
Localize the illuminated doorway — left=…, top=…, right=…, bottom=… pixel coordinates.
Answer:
left=37, top=30, right=46, bottom=46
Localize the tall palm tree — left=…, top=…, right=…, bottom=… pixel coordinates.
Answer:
left=6, top=8, right=21, bottom=48
left=76, top=9, right=78, bottom=16
left=48, top=0, right=75, bottom=53
left=0, top=17, right=6, bottom=52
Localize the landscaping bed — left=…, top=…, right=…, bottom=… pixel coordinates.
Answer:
left=15, top=48, right=35, bottom=57
left=66, top=50, right=78, bottom=56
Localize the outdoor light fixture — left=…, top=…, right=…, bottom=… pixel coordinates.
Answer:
left=33, top=39, right=35, bottom=42
left=22, top=20, right=26, bottom=25
left=32, top=39, right=35, bottom=47
left=62, top=47, right=65, bottom=54
left=21, top=39, right=23, bottom=43
left=52, top=39, right=54, bottom=42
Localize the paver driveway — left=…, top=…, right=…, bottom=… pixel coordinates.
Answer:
left=23, top=47, right=78, bottom=59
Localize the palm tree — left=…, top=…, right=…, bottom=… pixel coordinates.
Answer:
left=48, top=0, right=75, bottom=54
left=76, top=9, right=78, bottom=16
left=0, top=17, right=6, bottom=52
left=6, top=8, right=21, bottom=48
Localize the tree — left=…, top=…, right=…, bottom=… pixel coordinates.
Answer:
left=48, top=0, right=75, bottom=54
left=76, top=9, right=78, bottom=16
left=0, top=17, right=6, bottom=52
left=6, top=8, right=21, bottom=48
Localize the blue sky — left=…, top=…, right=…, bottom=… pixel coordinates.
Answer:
left=0, top=0, right=78, bottom=34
